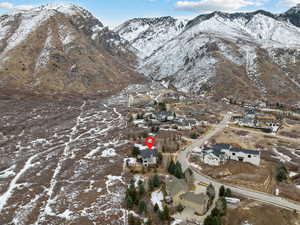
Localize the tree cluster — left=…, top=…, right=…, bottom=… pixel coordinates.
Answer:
left=206, top=183, right=216, bottom=203
left=204, top=197, right=227, bottom=225
left=190, top=132, right=199, bottom=139
left=132, top=146, right=140, bottom=157
left=157, top=205, right=170, bottom=222
left=276, top=162, right=288, bottom=182
left=168, top=160, right=185, bottom=179
left=125, top=180, right=147, bottom=214
left=148, top=174, right=161, bottom=191
left=219, top=185, right=232, bottom=198
left=151, top=126, right=160, bottom=133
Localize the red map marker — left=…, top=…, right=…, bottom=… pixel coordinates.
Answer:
left=145, top=137, right=155, bottom=150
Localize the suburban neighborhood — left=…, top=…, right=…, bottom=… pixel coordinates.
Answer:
left=122, top=91, right=300, bottom=225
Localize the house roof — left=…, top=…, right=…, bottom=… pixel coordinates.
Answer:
left=203, top=144, right=260, bottom=156
left=213, top=144, right=231, bottom=151
left=176, top=121, right=191, bottom=127
left=139, top=148, right=158, bottom=158
left=230, top=148, right=260, bottom=155
left=246, top=108, right=256, bottom=115
left=180, top=192, right=209, bottom=205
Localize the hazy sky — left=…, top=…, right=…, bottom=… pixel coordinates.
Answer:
left=0, top=0, right=299, bottom=27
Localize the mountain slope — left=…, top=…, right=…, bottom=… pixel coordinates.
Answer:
left=117, top=8, right=300, bottom=102
left=0, top=4, right=145, bottom=96
left=115, top=16, right=188, bottom=58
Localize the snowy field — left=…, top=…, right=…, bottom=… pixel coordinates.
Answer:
left=0, top=94, right=133, bottom=225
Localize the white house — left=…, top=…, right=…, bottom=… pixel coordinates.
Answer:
left=200, top=144, right=260, bottom=166
left=228, top=148, right=260, bottom=166
left=203, top=152, right=222, bottom=166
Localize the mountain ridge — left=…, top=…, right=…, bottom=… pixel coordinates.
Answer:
left=116, top=5, right=300, bottom=103
left=0, top=4, right=145, bottom=97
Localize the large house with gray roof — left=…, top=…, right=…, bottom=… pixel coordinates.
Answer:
left=138, top=148, right=158, bottom=167
left=199, top=144, right=260, bottom=166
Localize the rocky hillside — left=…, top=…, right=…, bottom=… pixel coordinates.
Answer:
left=116, top=5, right=300, bottom=103
left=0, top=4, right=145, bottom=96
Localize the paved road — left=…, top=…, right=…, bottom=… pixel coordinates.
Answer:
left=177, top=113, right=300, bottom=212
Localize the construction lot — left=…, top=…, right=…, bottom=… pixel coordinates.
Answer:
left=224, top=199, right=300, bottom=225
left=191, top=125, right=300, bottom=202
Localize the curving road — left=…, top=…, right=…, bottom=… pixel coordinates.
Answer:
left=177, top=113, right=300, bottom=212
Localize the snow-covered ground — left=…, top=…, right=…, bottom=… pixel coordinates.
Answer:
left=151, top=190, right=164, bottom=210
left=0, top=95, right=131, bottom=225
left=272, top=148, right=292, bottom=162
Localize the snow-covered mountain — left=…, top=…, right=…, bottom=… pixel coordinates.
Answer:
left=116, top=6, right=300, bottom=102
left=115, top=16, right=188, bottom=58
left=0, top=4, right=144, bottom=96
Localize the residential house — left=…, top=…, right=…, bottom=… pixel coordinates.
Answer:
left=138, top=148, right=158, bottom=167
left=152, top=111, right=175, bottom=122
left=200, top=144, right=229, bottom=166
left=200, top=144, right=261, bottom=166
left=228, top=148, right=260, bottom=166
left=176, top=121, right=192, bottom=130
left=144, top=104, right=155, bottom=112
left=176, top=120, right=197, bottom=130
left=178, top=192, right=209, bottom=215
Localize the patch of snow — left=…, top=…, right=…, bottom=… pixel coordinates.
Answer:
left=190, top=163, right=202, bottom=170
left=0, top=165, right=16, bottom=179
left=85, top=146, right=102, bottom=158
left=101, top=148, right=117, bottom=157
left=35, top=28, right=52, bottom=72
left=58, top=209, right=73, bottom=220
left=171, top=219, right=183, bottom=225
left=58, top=24, right=75, bottom=46
left=272, top=148, right=291, bottom=162
left=151, top=190, right=164, bottom=210
left=289, top=172, right=298, bottom=177
left=2, top=9, right=56, bottom=57
left=0, top=153, right=39, bottom=212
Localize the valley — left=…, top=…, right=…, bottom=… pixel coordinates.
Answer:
left=0, top=3, right=300, bottom=225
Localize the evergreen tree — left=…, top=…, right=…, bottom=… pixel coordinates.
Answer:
left=221, top=197, right=227, bottom=215
left=138, top=183, right=145, bottom=197
left=139, top=200, right=147, bottom=214
left=153, top=174, right=161, bottom=187
left=148, top=178, right=154, bottom=191
left=219, top=185, right=225, bottom=197
left=126, top=195, right=134, bottom=209
left=175, top=161, right=184, bottom=179
left=168, top=160, right=176, bottom=174
left=204, top=215, right=214, bottom=225
left=128, top=184, right=137, bottom=204
left=158, top=210, right=164, bottom=221
left=211, top=208, right=220, bottom=217
left=162, top=205, right=170, bottom=220
left=153, top=203, right=159, bottom=213
left=157, top=152, right=163, bottom=165
left=207, top=183, right=216, bottom=201
left=176, top=204, right=184, bottom=213
left=132, top=146, right=140, bottom=157
left=225, top=188, right=232, bottom=197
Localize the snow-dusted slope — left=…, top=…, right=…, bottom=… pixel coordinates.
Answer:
left=115, top=16, right=188, bottom=58
left=117, top=8, right=300, bottom=101
left=0, top=4, right=144, bottom=95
